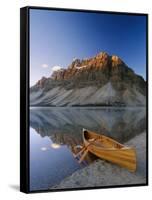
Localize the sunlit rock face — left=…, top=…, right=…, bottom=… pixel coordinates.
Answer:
left=30, top=52, right=146, bottom=106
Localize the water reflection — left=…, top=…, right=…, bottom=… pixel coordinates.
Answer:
left=30, top=107, right=146, bottom=191
left=51, top=143, right=61, bottom=149
left=30, top=107, right=146, bottom=144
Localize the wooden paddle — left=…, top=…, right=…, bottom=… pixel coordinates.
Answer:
left=76, top=137, right=99, bottom=163
left=74, top=139, right=96, bottom=158
left=79, top=148, right=89, bottom=163
left=73, top=145, right=86, bottom=158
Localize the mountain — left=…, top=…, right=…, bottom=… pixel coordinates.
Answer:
left=30, top=52, right=146, bottom=106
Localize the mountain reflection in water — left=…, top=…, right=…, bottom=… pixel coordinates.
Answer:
left=30, top=107, right=146, bottom=191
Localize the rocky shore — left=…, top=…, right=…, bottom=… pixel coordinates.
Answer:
left=51, top=132, right=147, bottom=189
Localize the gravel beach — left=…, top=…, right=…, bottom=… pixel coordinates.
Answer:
left=51, top=131, right=147, bottom=189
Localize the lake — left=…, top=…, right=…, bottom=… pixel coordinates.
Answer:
left=29, top=107, right=146, bottom=191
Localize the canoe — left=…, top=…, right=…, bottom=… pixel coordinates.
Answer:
left=82, top=128, right=136, bottom=172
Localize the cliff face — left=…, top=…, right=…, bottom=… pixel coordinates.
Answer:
left=30, top=52, right=146, bottom=106
left=51, top=52, right=124, bottom=81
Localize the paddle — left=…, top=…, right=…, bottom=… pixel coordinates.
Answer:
left=73, top=145, right=86, bottom=158
left=75, top=137, right=99, bottom=162
left=79, top=149, right=89, bottom=163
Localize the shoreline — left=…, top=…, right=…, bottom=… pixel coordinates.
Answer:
left=30, top=105, right=146, bottom=108
left=51, top=131, right=147, bottom=189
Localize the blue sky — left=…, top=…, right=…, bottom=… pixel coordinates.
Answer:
left=30, top=9, right=147, bottom=86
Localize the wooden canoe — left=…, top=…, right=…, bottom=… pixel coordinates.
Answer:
left=82, top=128, right=136, bottom=172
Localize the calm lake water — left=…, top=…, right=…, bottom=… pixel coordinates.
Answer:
left=30, top=107, right=146, bottom=191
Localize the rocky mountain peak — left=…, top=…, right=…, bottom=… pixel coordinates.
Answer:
left=30, top=51, right=146, bottom=107
left=69, top=58, right=81, bottom=69
left=36, top=76, right=47, bottom=88
left=50, top=52, right=128, bottom=81
left=111, top=55, right=123, bottom=66
left=96, top=51, right=109, bottom=59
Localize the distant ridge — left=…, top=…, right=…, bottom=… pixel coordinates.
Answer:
left=30, top=52, right=146, bottom=106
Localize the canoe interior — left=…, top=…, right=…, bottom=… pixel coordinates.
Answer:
left=83, top=130, right=124, bottom=149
